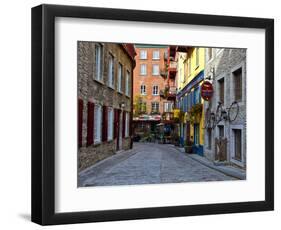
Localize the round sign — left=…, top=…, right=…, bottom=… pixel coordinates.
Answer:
left=201, top=81, right=214, bottom=101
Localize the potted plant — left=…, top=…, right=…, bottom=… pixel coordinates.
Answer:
left=184, top=139, right=193, bottom=153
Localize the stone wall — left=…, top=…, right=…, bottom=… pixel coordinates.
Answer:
left=78, top=41, right=134, bottom=172
left=203, top=48, right=247, bottom=169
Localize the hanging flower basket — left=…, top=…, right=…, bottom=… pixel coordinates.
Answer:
left=188, top=103, right=203, bottom=123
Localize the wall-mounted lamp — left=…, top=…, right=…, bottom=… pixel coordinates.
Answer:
left=119, top=102, right=125, bottom=109
left=205, top=67, right=215, bottom=81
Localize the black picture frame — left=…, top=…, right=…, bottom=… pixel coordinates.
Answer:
left=31, top=4, right=274, bottom=225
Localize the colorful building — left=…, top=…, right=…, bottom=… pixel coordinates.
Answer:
left=176, top=47, right=205, bottom=155
left=132, top=45, right=173, bottom=137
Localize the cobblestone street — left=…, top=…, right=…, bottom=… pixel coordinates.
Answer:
left=79, top=143, right=236, bottom=186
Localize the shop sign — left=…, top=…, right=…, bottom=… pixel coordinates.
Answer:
left=201, top=81, right=214, bottom=101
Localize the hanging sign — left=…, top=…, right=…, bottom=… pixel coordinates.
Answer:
left=201, top=81, right=214, bottom=101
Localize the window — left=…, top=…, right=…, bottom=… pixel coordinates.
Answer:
left=164, top=102, right=173, bottom=112
left=151, top=102, right=159, bottom=113
left=139, top=102, right=146, bottom=113
left=107, top=53, right=114, bottom=87
left=140, top=64, right=147, bottom=75
left=218, top=78, right=225, bottom=104
left=94, top=44, right=102, bottom=81
left=233, top=129, right=242, bottom=161
left=140, top=50, right=147, bottom=59
left=118, top=63, right=123, bottom=92
left=218, top=125, right=224, bottom=138
left=140, top=85, right=146, bottom=95
left=94, top=105, right=102, bottom=143
left=194, top=124, right=200, bottom=145
left=187, top=58, right=191, bottom=76
left=194, top=87, right=200, bottom=104
left=207, top=128, right=212, bottom=149
left=125, top=70, right=130, bottom=96
left=152, top=64, right=159, bottom=76
left=152, top=50, right=160, bottom=60
left=152, top=85, right=159, bottom=95
left=107, top=107, right=113, bottom=141
left=195, top=48, right=200, bottom=67
left=207, top=48, right=213, bottom=61
left=125, top=112, right=130, bottom=137
left=233, top=67, right=242, bottom=101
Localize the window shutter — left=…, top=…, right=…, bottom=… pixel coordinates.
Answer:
left=78, top=99, right=83, bottom=147
left=128, top=112, right=132, bottom=136
left=87, top=102, right=94, bottom=146
left=102, top=106, right=108, bottom=142
left=114, top=109, right=118, bottom=139
left=122, top=111, right=126, bottom=138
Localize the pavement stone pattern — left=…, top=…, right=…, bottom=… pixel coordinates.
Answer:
left=78, top=143, right=236, bottom=187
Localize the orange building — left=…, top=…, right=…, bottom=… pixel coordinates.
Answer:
left=133, top=45, right=174, bottom=136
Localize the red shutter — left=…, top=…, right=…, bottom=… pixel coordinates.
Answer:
left=102, top=106, right=108, bottom=142
left=87, top=102, right=94, bottom=146
left=128, top=112, right=132, bottom=136
left=114, top=109, right=118, bottom=139
left=78, top=99, right=83, bottom=147
left=122, top=111, right=126, bottom=138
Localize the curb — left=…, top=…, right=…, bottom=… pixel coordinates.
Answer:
left=188, top=154, right=246, bottom=180
left=174, top=146, right=246, bottom=180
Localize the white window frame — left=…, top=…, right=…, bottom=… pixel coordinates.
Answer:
left=125, top=70, right=130, bottom=96
left=140, top=85, right=146, bottom=95
left=107, top=53, right=114, bottom=88
left=94, top=43, right=103, bottom=81
left=152, top=85, right=159, bottom=95
left=140, top=64, right=147, bottom=76
left=151, top=102, right=159, bottom=113
left=140, top=50, right=147, bottom=59
left=152, top=64, right=159, bottom=76
left=94, top=104, right=102, bottom=143
left=152, top=50, right=160, bottom=60
left=118, top=63, right=123, bottom=93
left=107, top=107, right=113, bottom=141
left=164, top=102, right=173, bottom=112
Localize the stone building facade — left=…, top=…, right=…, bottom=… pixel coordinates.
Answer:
left=78, top=41, right=136, bottom=171
left=203, top=48, right=247, bottom=169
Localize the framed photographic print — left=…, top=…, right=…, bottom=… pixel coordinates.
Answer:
left=31, top=4, right=274, bottom=225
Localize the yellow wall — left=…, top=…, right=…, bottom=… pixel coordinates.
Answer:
left=181, top=48, right=205, bottom=146
left=176, top=52, right=187, bottom=91
left=184, top=47, right=205, bottom=87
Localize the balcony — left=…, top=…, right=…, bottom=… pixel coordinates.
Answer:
left=167, top=86, right=177, bottom=100
left=164, top=51, right=168, bottom=61
left=176, top=46, right=188, bottom=52
left=168, top=61, right=177, bottom=79
left=169, top=46, right=176, bottom=58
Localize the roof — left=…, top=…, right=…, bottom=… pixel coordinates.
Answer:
left=135, top=44, right=168, bottom=48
